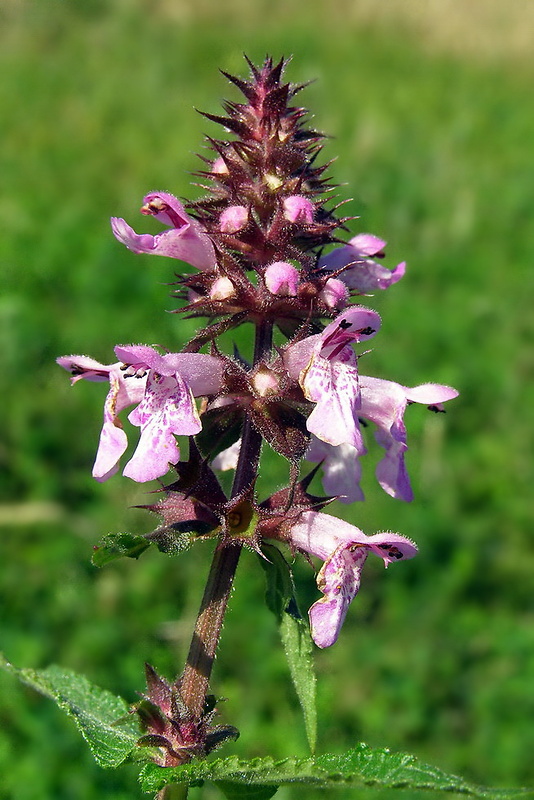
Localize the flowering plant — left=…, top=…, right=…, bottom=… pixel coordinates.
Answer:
left=11, top=57, right=522, bottom=800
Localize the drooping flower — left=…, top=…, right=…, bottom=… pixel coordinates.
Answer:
left=111, top=192, right=217, bottom=271
left=57, top=346, right=224, bottom=482
left=318, top=233, right=405, bottom=293
left=359, top=376, right=458, bottom=501
left=284, top=306, right=381, bottom=451
left=290, top=511, right=417, bottom=647
left=306, top=376, right=458, bottom=502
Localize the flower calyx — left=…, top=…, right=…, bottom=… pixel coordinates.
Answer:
left=135, top=664, right=238, bottom=767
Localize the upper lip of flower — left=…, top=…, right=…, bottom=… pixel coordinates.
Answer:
left=318, top=233, right=406, bottom=293
left=111, top=192, right=217, bottom=272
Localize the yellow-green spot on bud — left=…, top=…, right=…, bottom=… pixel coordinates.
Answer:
left=264, top=173, right=283, bottom=191
left=226, top=499, right=259, bottom=541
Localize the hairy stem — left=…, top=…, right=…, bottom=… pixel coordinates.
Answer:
left=179, top=321, right=273, bottom=717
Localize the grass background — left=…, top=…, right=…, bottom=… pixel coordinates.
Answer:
left=1, top=1, right=534, bottom=797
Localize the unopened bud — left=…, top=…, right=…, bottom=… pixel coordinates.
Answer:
left=210, top=276, right=236, bottom=300
left=283, top=195, right=314, bottom=224
left=220, top=205, right=248, bottom=233
left=252, top=367, right=280, bottom=397
left=319, top=277, right=349, bottom=309
left=211, top=157, right=228, bottom=174
left=265, top=262, right=299, bottom=296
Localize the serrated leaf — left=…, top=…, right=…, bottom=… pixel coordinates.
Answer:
left=259, top=545, right=316, bottom=753
left=138, top=746, right=534, bottom=798
left=0, top=655, right=139, bottom=768
left=92, top=531, right=151, bottom=566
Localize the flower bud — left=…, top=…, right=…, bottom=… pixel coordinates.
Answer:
left=283, top=195, right=314, bottom=224
left=252, top=366, right=280, bottom=397
left=264, top=262, right=299, bottom=296
left=319, top=277, right=349, bottom=309
left=219, top=205, right=248, bottom=233
left=210, top=276, right=236, bottom=300
left=211, top=156, right=228, bottom=174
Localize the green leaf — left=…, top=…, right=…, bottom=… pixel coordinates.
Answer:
left=259, top=546, right=317, bottom=754
left=0, top=655, right=139, bottom=768
left=216, top=780, right=278, bottom=800
left=139, top=746, right=534, bottom=798
left=92, top=531, right=151, bottom=566
left=279, top=609, right=316, bottom=754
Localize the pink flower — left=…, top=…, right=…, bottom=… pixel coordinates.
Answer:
left=359, top=377, right=458, bottom=501
left=290, top=511, right=417, bottom=647
left=284, top=307, right=381, bottom=451
left=57, top=347, right=223, bottom=482
left=318, top=277, right=349, bottom=310
left=111, top=192, right=217, bottom=271
left=305, top=437, right=364, bottom=502
left=306, top=377, right=459, bottom=502
left=319, top=234, right=405, bottom=293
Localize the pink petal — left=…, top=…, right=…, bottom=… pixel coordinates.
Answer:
left=303, top=358, right=363, bottom=449
left=264, top=262, right=300, bottom=296
left=306, top=438, right=365, bottom=503
left=348, top=234, right=387, bottom=256
left=124, top=372, right=200, bottom=482
left=404, top=383, right=459, bottom=405
left=309, top=545, right=367, bottom=648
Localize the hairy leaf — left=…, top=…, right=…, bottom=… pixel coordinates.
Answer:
left=0, top=655, right=139, bottom=768
left=91, top=531, right=151, bottom=566
left=139, top=746, right=534, bottom=798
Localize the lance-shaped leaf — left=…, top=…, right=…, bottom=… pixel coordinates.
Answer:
left=259, top=545, right=316, bottom=753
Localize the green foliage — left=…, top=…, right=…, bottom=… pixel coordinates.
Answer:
left=92, top=532, right=152, bottom=566
left=0, top=656, right=139, bottom=768
left=260, top=546, right=317, bottom=753
left=140, top=746, right=534, bottom=798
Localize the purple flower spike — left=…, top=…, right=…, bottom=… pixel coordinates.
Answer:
left=290, top=511, right=417, bottom=647
left=111, top=192, right=217, bottom=271
left=319, top=233, right=405, bottom=294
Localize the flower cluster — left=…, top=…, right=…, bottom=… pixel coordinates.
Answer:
left=58, top=57, right=457, bottom=669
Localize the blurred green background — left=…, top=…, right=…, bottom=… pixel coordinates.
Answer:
left=2, top=1, right=534, bottom=798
